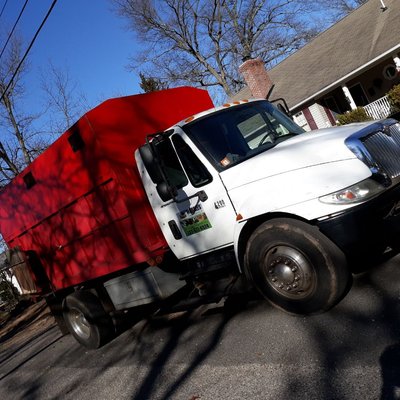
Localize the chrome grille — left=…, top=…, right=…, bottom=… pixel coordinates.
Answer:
left=362, top=123, right=400, bottom=179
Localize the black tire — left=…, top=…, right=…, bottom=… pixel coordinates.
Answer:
left=244, top=218, right=351, bottom=314
left=63, top=291, right=114, bottom=349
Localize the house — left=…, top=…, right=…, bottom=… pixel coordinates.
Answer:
left=231, top=0, right=400, bottom=130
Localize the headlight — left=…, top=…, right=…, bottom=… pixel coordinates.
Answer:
left=319, top=178, right=385, bottom=204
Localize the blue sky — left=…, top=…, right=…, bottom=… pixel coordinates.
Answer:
left=1, top=0, right=142, bottom=112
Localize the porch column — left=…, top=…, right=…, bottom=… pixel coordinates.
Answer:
left=393, top=55, right=400, bottom=72
left=341, top=85, right=357, bottom=110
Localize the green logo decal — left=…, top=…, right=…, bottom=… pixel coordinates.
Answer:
left=178, top=204, right=212, bottom=236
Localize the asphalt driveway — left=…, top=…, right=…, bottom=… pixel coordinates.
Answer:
left=1, top=255, right=400, bottom=399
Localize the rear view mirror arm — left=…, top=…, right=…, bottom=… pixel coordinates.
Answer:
left=161, top=190, right=208, bottom=208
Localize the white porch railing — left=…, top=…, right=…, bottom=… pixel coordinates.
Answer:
left=363, top=95, right=393, bottom=120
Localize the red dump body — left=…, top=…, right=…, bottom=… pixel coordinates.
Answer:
left=0, top=87, right=214, bottom=292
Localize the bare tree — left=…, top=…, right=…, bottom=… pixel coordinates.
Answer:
left=0, top=36, right=90, bottom=255
left=319, top=0, right=367, bottom=19
left=139, top=72, right=169, bottom=93
left=0, top=36, right=89, bottom=188
left=0, top=35, right=46, bottom=186
left=337, top=0, right=367, bottom=14
left=41, top=63, right=90, bottom=137
left=113, top=0, right=321, bottom=97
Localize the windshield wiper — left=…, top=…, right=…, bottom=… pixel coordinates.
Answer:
left=258, top=131, right=278, bottom=147
left=275, top=132, right=299, bottom=143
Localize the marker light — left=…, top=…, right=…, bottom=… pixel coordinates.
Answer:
left=319, top=178, right=385, bottom=205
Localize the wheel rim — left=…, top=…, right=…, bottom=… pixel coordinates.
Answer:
left=68, top=308, right=91, bottom=339
left=263, top=245, right=316, bottom=300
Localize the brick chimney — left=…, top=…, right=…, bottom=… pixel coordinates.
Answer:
left=239, top=58, right=273, bottom=99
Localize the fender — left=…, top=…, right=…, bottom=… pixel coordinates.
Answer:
left=233, top=211, right=309, bottom=273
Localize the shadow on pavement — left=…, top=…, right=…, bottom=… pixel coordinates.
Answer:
left=380, top=343, right=400, bottom=400
left=0, top=300, right=47, bottom=344
left=132, top=307, right=232, bottom=400
left=0, top=327, right=62, bottom=381
left=278, top=257, right=400, bottom=400
left=3, top=260, right=400, bottom=399
left=118, top=292, right=258, bottom=400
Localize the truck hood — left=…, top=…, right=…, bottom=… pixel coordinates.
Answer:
left=220, top=122, right=373, bottom=190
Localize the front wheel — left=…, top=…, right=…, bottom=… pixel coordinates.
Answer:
left=244, top=218, right=351, bottom=314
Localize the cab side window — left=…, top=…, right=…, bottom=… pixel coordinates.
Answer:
left=155, top=138, right=188, bottom=189
left=172, top=135, right=212, bottom=188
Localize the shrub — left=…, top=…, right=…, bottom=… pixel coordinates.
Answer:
left=387, top=84, right=400, bottom=112
left=0, top=277, right=19, bottom=304
left=337, top=107, right=372, bottom=125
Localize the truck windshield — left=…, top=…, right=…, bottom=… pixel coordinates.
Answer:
left=183, top=101, right=304, bottom=169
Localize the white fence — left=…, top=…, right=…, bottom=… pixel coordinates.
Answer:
left=363, top=95, right=393, bottom=120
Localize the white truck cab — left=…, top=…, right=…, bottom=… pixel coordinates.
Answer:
left=136, top=99, right=400, bottom=314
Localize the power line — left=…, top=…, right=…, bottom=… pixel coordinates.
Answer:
left=0, top=0, right=58, bottom=104
left=0, top=0, right=30, bottom=61
left=0, top=0, right=9, bottom=20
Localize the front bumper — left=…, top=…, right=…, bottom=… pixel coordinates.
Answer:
left=316, top=182, right=400, bottom=267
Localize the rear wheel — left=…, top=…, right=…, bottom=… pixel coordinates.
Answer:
left=63, top=291, right=114, bottom=349
left=244, top=218, right=351, bottom=314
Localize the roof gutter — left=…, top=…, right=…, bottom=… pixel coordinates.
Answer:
left=290, top=44, right=400, bottom=111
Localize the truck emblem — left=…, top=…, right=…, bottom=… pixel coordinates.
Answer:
left=214, top=200, right=226, bottom=209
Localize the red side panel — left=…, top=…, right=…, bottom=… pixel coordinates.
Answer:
left=0, top=87, right=214, bottom=291
left=85, top=87, right=214, bottom=169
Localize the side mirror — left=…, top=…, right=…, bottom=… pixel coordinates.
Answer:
left=270, top=98, right=293, bottom=119
left=277, top=103, right=291, bottom=117
left=156, top=181, right=178, bottom=202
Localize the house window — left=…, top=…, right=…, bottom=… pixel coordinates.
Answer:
left=323, top=96, right=341, bottom=114
left=383, top=64, right=397, bottom=80
left=293, top=112, right=309, bottom=129
left=349, top=83, right=369, bottom=107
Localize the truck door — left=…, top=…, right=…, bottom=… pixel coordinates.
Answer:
left=137, top=133, right=237, bottom=260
